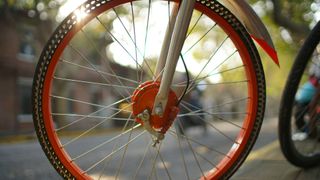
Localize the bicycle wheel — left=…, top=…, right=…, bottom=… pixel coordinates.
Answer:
left=32, top=0, right=265, bottom=179
left=279, top=21, right=320, bottom=168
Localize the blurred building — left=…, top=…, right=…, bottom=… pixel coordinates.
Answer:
left=0, top=9, right=136, bottom=135
left=0, top=10, right=53, bottom=135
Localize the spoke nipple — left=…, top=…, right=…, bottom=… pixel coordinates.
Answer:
left=137, top=109, right=150, bottom=122
left=151, top=133, right=164, bottom=147
left=152, top=139, right=160, bottom=147
left=152, top=142, right=157, bottom=147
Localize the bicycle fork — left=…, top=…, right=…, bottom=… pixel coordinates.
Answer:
left=153, top=0, right=195, bottom=115
left=132, top=0, right=196, bottom=145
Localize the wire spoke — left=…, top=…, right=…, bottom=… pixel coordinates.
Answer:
left=148, top=141, right=163, bottom=180
left=114, top=113, right=135, bottom=179
left=200, top=65, right=244, bottom=82
left=72, top=124, right=140, bottom=161
left=54, top=76, right=136, bottom=90
left=183, top=23, right=217, bottom=55
left=54, top=96, right=131, bottom=131
left=84, top=130, right=146, bottom=173
left=96, top=16, right=155, bottom=78
left=51, top=94, right=131, bottom=113
left=113, top=4, right=145, bottom=82
left=61, top=103, right=133, bottom=147
left=173, top=49, right=238, bottom=89
left=158, top=151, right=172, bottom=180
left=95, top=17, right=146, bottom=74
left=79, top=29, right=141, bottom=92
left=196, top=80, right=248, bottom=86
left=112, top=4, right=152, bottom=75
left=204, top=49, right=238, bottom=77
left=97, top=115, right=134, bottom=179
left=112, top=7, right=138, bottom=51
left=69, top=44, right=132, bottom=99
left=174, top=64, right=243, bottom=87
left=186, top=36, right=230, bottom=93
left=179, top=98, right=248, bottom=129
left=178, top=111, right=247, bottom=117
left=193, top=150, right=218, bottom=171
left=143, top=0, right=152, bottom=59
left=185, top=13, right=203, bottom=39
left=133, top=140, right=153, bottom=180
left=169, top=129, right=230, bottom=157
left=170, top=129, right=218, bottom=169
left=176, top=119, right=206, bottom=178
left=179, top=103, right=238, bottom=143
left=173, top=126, right=190, bottom=180
left=182, top=96, right=248, bottom=112
left=60, top=59, right=139, bottom=84
left=129, top=2, right=141, bottom=82
left=52, top=113, right=134, bottom=121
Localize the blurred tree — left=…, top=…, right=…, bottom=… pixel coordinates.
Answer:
left=0, top=0, right=65, bottom=44
left=249, top=0, right=320, bottom=40
left=269, top=0, right=311, bottom=35
left=0, top=0, right=61, bottom=21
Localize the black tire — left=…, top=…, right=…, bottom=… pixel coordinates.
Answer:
left=279, top=21, right=320, bottom=168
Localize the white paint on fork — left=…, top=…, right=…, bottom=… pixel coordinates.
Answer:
left=153, top=0, right=196, bottom=115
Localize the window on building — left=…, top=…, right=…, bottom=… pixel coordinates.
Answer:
left=17, top=28, right=36, bottom=62
left=17, top=77, right=33, bottom=123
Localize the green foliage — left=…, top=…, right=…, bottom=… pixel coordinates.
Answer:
left=253, top=0, right=318, bottom=29
left=282, top=0, right=313, bottom=21
left=0, top=0, right=63, bottom=22
left=3, top=0, right=54, bottom=10
left=246, top=0, right=319, bottom=101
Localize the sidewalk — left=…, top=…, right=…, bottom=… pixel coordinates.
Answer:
left=1, top=119, right=319, bottom=179
left=232, top=140, right=320, bottom=180
left=0, top=133, right=36, bottom=144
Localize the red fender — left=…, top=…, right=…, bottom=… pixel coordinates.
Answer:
left=221, top=0, right=279, bottom=66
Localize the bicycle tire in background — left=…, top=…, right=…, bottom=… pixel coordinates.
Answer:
left=279, top=21, right=320, bottom=168
left=32, top=0, right=266, bottom=179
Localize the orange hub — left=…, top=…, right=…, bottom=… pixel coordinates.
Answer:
left=132, top=81, right=179, bottom=134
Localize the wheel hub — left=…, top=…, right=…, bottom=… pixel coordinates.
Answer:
left=132, top=81, right=179, bottom=134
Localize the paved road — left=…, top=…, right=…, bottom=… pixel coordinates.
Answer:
left=0, top=118, right=278, bottom=180
left=232, top=140, right=320, bottom=180
left=233, top=119, right=320, bottom=180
